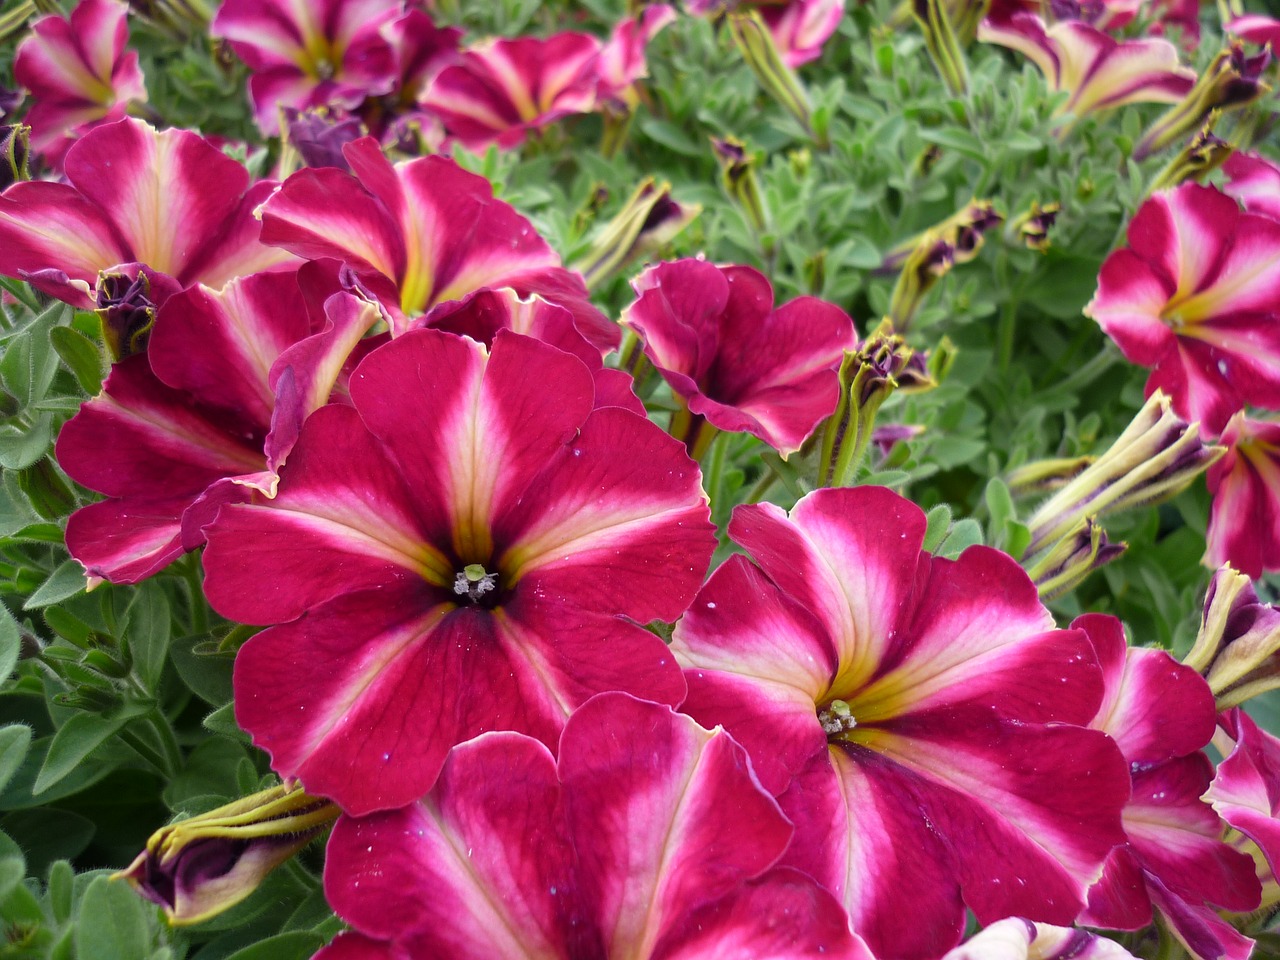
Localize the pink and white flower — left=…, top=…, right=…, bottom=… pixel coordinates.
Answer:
left=12, top=0, right=147, bottom=167
left=1076, top=614, right=1260, bottom=960
left=620, top=258, right=856, bottom=456
left=0, top=118, right=297, bottom=309
left=684, top=0, right=846, bottom=67
left=668, top=485, right=1129, bottom=960
left=258, top=136, right=615, bottom=349
left=1205, top=413, right=1280, bottom=579
left=1085, top=183, right=1280, bottom=437
left=1223, top=151, right=1280, bottom=222
left=977, top=11, right=1195, bottom=120
left=1207, top=708, right=1280, bottom=891
left=317, top=694, right=872, bottom=960
left=201, top=329, right=717, bottom=814
left=211, top=0, right=402, bottom=135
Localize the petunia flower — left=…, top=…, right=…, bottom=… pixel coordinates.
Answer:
left=977, top=11, right=1195, bottom=121
left=668, top=485, right=1130, bottom=960
left=942, top=918, right=1139, bottom=959
left=684, top=0, right=846, bottom=67
left=620, top=258, right=855, bottom=457
left=1084, top=183, right=1280, bottom=437
left=1227, top=13, right=1280, bottom=48
left=258, top=136, right=615, bottom=350
left=1222, top=151, right=1280, bottom=222
left=0, top=117, right=297, bottom=310
left=12, top=0, right=147, bottom=169
left=200, top=329, right=717, bottom=815
left=1075, top=614, right=1260, bottom=960
left=419, top=10, right=673, bottom=150
left=1205, top=413, right=1280, bottom=579
left=210, top=0, right=402, bottom=135
left=316, top=694, right=873, bottom=960
left=56, top=268, right=381, bottom=584
left=1206, top=708, right=1280, bottom=900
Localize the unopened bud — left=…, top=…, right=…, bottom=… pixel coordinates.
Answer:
left=1006, top=455, right=1097, bottom=497
left=570, top=178, right=700, bottom=291
left=888, top=233, right=954, bottom=330
left=1025, top=517, right=1126, bottom=600
left=1184, top=566, right=1280, bottom=710
left=1149, top=113, right=1234, bottom=192
left=726, top=11, right=815, bottom=140
left=913, top=0, right=969, bottom=95
left=712, top=136, right=769, bottom=235
left=97, top=270, right=156, bottom=361
left=1006, top=201, right=1061, bottom=253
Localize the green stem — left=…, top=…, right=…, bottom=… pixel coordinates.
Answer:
left=1050, top=344, right=1121, bottom=396
left=746, top=468, right=778, bottom=504
left=118, top=727, right=173, bottom=778
left=183, top=555, right=209, bottom=634
left=149, top=710, right=184, bottom=776
left=702, top=432, right=729, bottom=525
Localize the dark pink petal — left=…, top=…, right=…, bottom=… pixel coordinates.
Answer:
left=177, top=179, right=301, bottom=290
left=779, top=748, right=965, bottom=960
left=1223, top=151, right=1280, bottom=221
left=203, top=404, right=439, bottom=626
left=324, top=732, right=574, bottom=954
left=596, top=5, right=676, bottom=100
left=1148, top=874, right=1257, bottom=960
left=63, top=495, right=190, bottom=584
left=1087, top=249, right=1177, bottom=368
left=1207, top=708, right=1280, bottom=878
left=313, top=933, right=399, bottom=960
left=1228, top=13, right=1280, bottom=47
left=348, top=329, right=595, bottom=561
left=1083, top=845, right=1152, bottom=929
left=1206, top=415, right=1280, bottom=578
left=560, top=693, right=793, bottom=957
left=381, top=8, right=462, bottom=101
left=761, top=0, right=847, bottom=68
left=1076, top=613, right=1216, bottom=763
left=674, top=555, right=835, bottom=794
left=418, top=287, right=602, bottom=368
left=494, top=405, right=715, bottom=624
left=591, top=367, right=645, bottom=414
left=651, top=868, right=873, bottom=960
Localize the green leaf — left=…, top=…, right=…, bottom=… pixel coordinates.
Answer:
left=25, top=559, right=88, bottom=609
left=222, top=931, right=326, bottom=960
left=34, top=710, right=133, bottom=795
left=937, top=518, right=984, bottom=559
left=50, top=325, right=103, bottom=396
left=0, top=808, right=94, bottom=875
left=74, top=876, right=153, bottom=960
left=0, top=856, right=23, bottom=903
left=918, top=126, right=986, bottom=160
left=0, top=603, right=19, bottom=681
left=124, top=583, right=171, bottom=692
left=922, top=504, right=952, bottom=553
left=0, top=411, right=54, bottom=470
left=0, top=300, right=67, bottom=410
left=48, top=859, right=74, bottom=925
left=0, top=725, right=32, bottom=793
left=202, top=702, right=249, bottom=742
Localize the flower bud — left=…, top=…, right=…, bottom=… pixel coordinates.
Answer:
left=1184, top=566, right=1280, bottom=710
left=883, top=199, right=1003, bottom=271
left=712, top=136, right=769, bottom=235
left=1005, top=201, right=1061, bottom=252
left=1134, top=44, right=1270, bottom=161
left=115, top=783, right=338, bottom=926
left=913, top=0, right=969, bottom=94
left=0, top=123, right=29, bottom=191
left=726, top=11, right=815, bottom=140
left=1149, top=113, right=1234, bottom=192
left=280, top=107, right=365, bottom=177
left=888, top=233, right=954, bottom=330
left=1024, top=517, right=1126, bottom=600
left=1023, top=391, right=1225, bottom=556
left=96, top=270, right=157, bottom=361
left=570, top=178, right=700, bottom=291
left=1006, top=455, right=1096, bottom=497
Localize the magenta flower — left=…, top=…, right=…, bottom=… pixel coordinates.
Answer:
left=211, top=0, right=401, bottom=135
left=668, top=486, right=1129, bottom=960
left=316, top=694, right=872, bottom=960
left=56, top=268, right=381, bottom=584
left=12, top=0, right=147, bottom=167
left=1085, top=183, right=1280, bottom=437
left=420, top=10, right=673, bottom=149
left=620, top=258, right=856, bottom=456
left=760, top=0, right=846, bottom=68
left=1227, top=13, right=1280, bottom=48
left=0, top=118, right=297, bottom=309
left=1075, top=614, right=1260, bottom=960
left=977, top=11, right=1194, bottom=120
left=1223, top=151, right=1280, bottom=222
left=201, top=329, right=716, bottom=815
left=1207, top=709, right=1280, bottom=897
left=258, top=136, right=615, bottom=350
left=1206, top=414, right=1280, bottom=579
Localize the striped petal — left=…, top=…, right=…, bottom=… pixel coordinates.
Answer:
left=943, top=918, right=1139, bottom=960
left=1223, top=151, right=1280, bottom=222
left=1206, top=415, right=1280, bottom=578
left=1207, top=708, right=1280, bottom=880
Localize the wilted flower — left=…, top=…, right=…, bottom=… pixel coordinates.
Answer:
left=978, top=12, right=1195, bottom=123
left=115, top=783, right=337, bottom=925
left=1148, top=115, right=1233, bottom=191
left=1184, top=565, right=1280, bottom=710
left=259, top=137, right=613, bottom=349
left=1023, top=392, right=1223, bottom=556
left=1134, top=44, right=1271, bottom=160
left=13, top=0, right=147, bottom=167
left=689, top=0, right=847, bottom=67
left=1085, top=183, right=1280, bottom=437
left=316, top=695, right=872, bottom=960
left=281, top=107, right=366, bottom=173
left=620, top=258, right=856, bottom=457
left=201, top=330, right=716, bottom=814
left=670, top=485, right=1129, bottom=960
left=1206, top=414, right=1280, bottom=579
left=0, top=118, right=297, bottom=309
left=887, top=231, right=955, bottom=329
left=883, top=199, right=1003, bottom=270
left=1006, top=200, right=1061, bottom=251
left=211, top=0, right=401, bottom=135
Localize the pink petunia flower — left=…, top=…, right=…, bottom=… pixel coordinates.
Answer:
left=200, top=329, right=717, bottom=815
left=1076, top=614, right=1260, bottom=960
left=1222, top=151, right=1280, bottom=222
left=1085, top=183, right=1280, bottom=438
left=316, top=694, right=873, bottom=960
left=1207, top=708, right=1280, bottom=901
left=12, top=0, right=147, bottom=168
left=56, top=267, right=381, bottom=584
left=211, top=0, right=402, bottom=135
left=0, top=117, right=297, bottom=309
left=419, top=9, right=673, bottom=149
left=977, top=11, right=1195, bottom=120
left=258, top=136, right=616, bottom=350
left=668, top=485, right=1130, bottom=960
left=1205, top=413, right=1280, bottom=579
left=684, top=0, right=846, bottom=67
left=620, top=258, right=856, bottom=457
